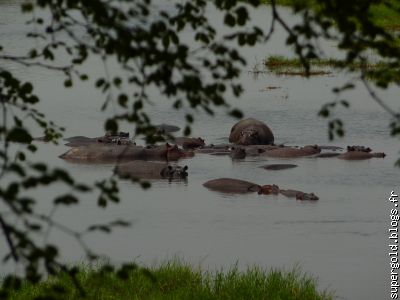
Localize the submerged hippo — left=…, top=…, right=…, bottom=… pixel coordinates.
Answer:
left=347, top=145, right=372, bottom=153
left=195, top=144, right=232, bottom=154
left=60, top=143, right=189, bottom=162
left=154, top=124, right=180, bottom=134
left=203, top=178, right=277, bottom=194
left=64, top=132, right=133, bottom=147
left=260, top=164, right=298, bottom=170
left=338, top=151, right=386, bottom=160
left=229, top=118, right=274, bottom=145
left=279, top=189, right=319, bottom=201
left=115, top=161, right=188, bottom=180
left=316, top=153, right=341, bottom=158
left=230, top=147, right=246, bottom=159
left=263, top=145, right=321, bottom=158
left=203, top=178, right=318, bottom=199
left=172, top=137, right=205, bottom=149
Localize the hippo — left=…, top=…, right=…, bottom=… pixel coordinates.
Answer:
left=195, top=144, right=232, bottom=154
left=338, top=151, right=386, bottom=160
left=210, top=151, right=231, bottom=156
left=241, top=144, right=282, bottom=156
left=115, top=161, right=188, bottom=180
left=64, top=132, right=133, bottom=147
left=260, top=164, right=298, bottom=170
left=263, top=145, right=321, bottom=158
left=171, top=137, right=205, bottom=149
left=230, top=147, right=246, bottom=159
left=319, top=145, right=344, bottom=151
left=203, top=178, right=318, bottom=200
left=59, top=143, right=189, bottom=162
left=229, top=118, right=274, bottom=145
left=347, top=145, right=372, bottom=153
left=203, top=178, right=280, bottom=195
left=154, top=124, right=180, bottom=134
left=97, top=131, right=131, bottom=145
left=316, top=153, right=341, bottom=158
left=279, top=189, right=319, bottom=201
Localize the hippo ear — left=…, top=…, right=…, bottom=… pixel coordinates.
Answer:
left=168, top=166, right=173, bottom=170
left=183, top=166, right=188, bottom=171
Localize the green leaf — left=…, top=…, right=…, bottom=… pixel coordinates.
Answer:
left=118, top=94, right=128, bottom=107
left=105, top=119, right=118, bottom=133
left=224, top=13, right=235, bottom=27
left=6, top=127, right=32, bottom=143
left=54, top=194, right=79, bottom=206
left=21, top=2, right=33, bottom=12
left=64, top=79, right=73, bottom=88
left=229, top=109, right=243, bottom=119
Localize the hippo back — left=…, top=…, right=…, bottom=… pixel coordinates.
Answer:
left=264, top=145, right=320, bottom=158
left=115, top=161, right=188, bottom=179
left=203, top=178, right=261, bottom=194
left=229, top=118, right=274, bottom=145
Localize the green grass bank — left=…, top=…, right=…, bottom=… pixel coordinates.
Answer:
left=262, top=0, right=400, bottom=29
left=6, top=261, right=333, bottom=300
left=264, top=55, right=392, bottom=76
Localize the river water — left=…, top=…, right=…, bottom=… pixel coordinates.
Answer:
left=1, top=1, right=399, bottom=299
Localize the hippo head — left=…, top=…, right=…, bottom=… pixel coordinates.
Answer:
left=165, top=144, right=186, bottom=160
left=195, top=137, right=205, bottom=146
left=160, top=165, right=188, bottom=179
left=237, top=128, right=262, bottom=145
left=183, top=137, right=205, bottom=149
left=372, top=152, right=386, bottom=158
left=258, top=184, right=280, bottom=195
left=296, top=192, right=319, bottom=201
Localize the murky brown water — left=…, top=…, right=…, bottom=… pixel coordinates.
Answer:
left=1, top=1, right=398, bottom=299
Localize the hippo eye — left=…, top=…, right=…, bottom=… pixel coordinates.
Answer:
left=240, top=131, right=244, bottom=136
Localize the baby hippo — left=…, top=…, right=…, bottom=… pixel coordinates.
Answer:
left=115, top=161, right=188, bottom=180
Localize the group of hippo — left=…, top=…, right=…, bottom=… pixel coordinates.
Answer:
left=55, top=118, right=386, bottom=201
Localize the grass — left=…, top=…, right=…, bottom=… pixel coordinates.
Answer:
left=264, top=55, right=392, bottom=76
left=5, top=261, right=333, bottom=300
left=262, top=0, right=400, bottom=30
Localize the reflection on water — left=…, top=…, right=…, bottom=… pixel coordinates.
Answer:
left=0, top=2, right=398, bottom=300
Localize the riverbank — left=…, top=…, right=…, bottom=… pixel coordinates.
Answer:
left=263, top=55, right=393, bottom=77
left=7, top=261, right=333, bottom=299
left=263, top=0, right=400, bottom=29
